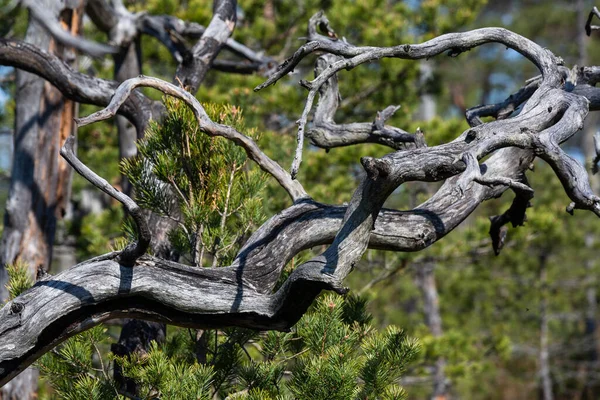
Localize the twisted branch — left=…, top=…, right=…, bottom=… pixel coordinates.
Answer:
left=258, top=12, right=561, bottom=178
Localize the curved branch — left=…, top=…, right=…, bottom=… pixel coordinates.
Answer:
left=60, top=136, right=150, bottom=265
left=307, top=54, right=415, bottom=150
left=0, top=38, right=162, bottom=132
left=21, top=0, right=119, bottom=58
left=259, top=14, right=561, bottom=178
left=1, top=19, right=598, bottom=390
left=140, top=15, right=275, bottom=74
left=0, top=254, right=344, bottom=387
left=586, top=6, right=600, bottom=36
left=465, top=80, right=539, bottom=127
left=75, top=76, right=308, bottom=202
left=0, top=92, right=590, bottom=385
left=257, top=23, right=560, bottom=92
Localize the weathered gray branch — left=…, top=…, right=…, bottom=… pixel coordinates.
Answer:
left=258, top=11, right=561, bottom=178
left=75, top=75, right=308, bottom=202
left=586, top=6, right=600, bottom=36
left=2, top=17, right=600, bottom=392
left=0, top=38, right=163, bottom=132
left=175, top=0, right=237, bottom=93
left=307, top=54, right=415, bottom=150
left=466, top=80, right=539, bottom=127
left=21, top=0, right=119, bottom=57
left=60, top=136, right=150, bottom=265
left=85, top=0, right=273, bottom=75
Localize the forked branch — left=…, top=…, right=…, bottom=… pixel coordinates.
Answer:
left=2, top=16, right=600, bottom=391
left=308, top=54, right=415, bottom=150
left=258, top=12, right=561, bottom=178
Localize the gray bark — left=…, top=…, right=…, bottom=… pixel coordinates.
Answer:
left=175, top=0, right=237, bottom=93
left=1, top=9, right=600, bottom=393
left=113, top=39, right=142, bottom=195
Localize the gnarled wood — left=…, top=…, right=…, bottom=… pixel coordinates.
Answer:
left=1, top=9, right=600, bottom=391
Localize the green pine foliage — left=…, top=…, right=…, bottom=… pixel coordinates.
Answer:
left=38, top=97, right=420, bottom=398
left=37, top=294, right=418, bottom=399
left=37, top=326, right=119, bottom=399
left=113, top=341, right=214, bottom=399
left=121, top=98, right=266, bottom=266
left=287, top=295, right=419, bottom=400
left=5, top=259, right=33, bottom=300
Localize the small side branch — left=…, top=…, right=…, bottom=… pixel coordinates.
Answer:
left=455, top=153, right=534, bottom=255
left=593, top=131, right=600, bottom=174
left=259, top=14, right=561, bottom=177
left=465, top=80, right=539, bottom=127
left=254, top=11, right=359, bottom=92
left=456, top=153, right=534, bottom=198
left=140, top=15, right=275, bottom=74
left=488, top=180, right=534, bottom=255
left=0, top=38, right=161, bottom=132
left=306, top=54, right=415, bottom=152
left=586, top=6, right=600, bottom=36
left=60, top=136, right=150, bottom=266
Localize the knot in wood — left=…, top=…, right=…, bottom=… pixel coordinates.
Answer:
left=10, top=302, right=24, bottom=314
left=360, top=157, right=391, bottom=179
left=465, top=130, right=478, bottom=143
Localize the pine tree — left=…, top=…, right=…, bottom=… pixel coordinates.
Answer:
left=20, top=100, right=421, bottom=399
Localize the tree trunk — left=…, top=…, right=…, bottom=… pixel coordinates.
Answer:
left=415, top=262, right=449, bottom=400
left=113, top=38, right=142, bottom=195
left=0, top=4, right=80, bottom=295
left=0, top=2, right=81, bottom=398
left=539, top=253, right=553, bottom=400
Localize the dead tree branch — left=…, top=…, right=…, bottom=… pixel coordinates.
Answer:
left=1, top=11, right=599, bottom=389
left=60, top=136, right=150, bottom=265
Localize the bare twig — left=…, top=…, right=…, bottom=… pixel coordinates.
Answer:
left=0, top=38, right=161, bottom=132
left=465, top=80, right=540, bottom=127
left=258, top=12, right=561, bottom=177
left=60, top=136, right=151, bottom=266
left=586, top=6, right=600, bottom=36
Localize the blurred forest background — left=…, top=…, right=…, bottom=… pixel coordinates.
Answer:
left=3, top=0, right=600, bottom=399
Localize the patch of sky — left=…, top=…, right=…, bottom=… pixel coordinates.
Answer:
left=0, top=67, right=13, bottom=108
